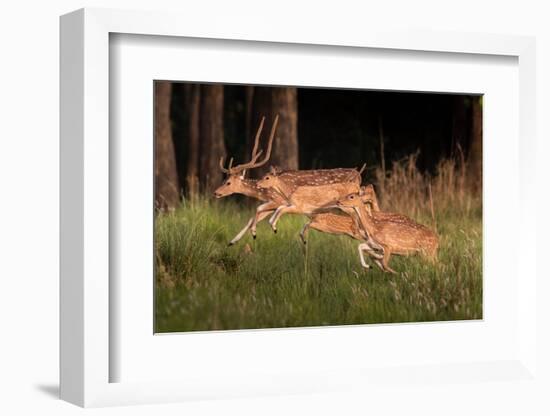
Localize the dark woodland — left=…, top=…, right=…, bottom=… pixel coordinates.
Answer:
left=155, top=81, right=482, bottom=210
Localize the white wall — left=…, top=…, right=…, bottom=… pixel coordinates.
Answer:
left=1, top=1, right=548, bottom=415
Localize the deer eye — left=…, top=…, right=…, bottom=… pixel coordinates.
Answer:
left=265, top=176, right=270, bottom=180
left=350, top=195, right=355, bottom=199
left=226, top=181, right=231, bottom=185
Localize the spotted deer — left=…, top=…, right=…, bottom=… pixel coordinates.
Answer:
left=213, top=115, right=284, bottom=245
left=302, top=185, right=393, bottom=270
left=300, top=210, right=387, bottom=269
left=256, top=165, right=366, bottom=232
left=262, top=165, right=364, bottom=194
left=336, top=189, right=439, bottom=273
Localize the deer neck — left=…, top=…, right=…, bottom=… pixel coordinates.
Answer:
left=272, top=179, right=292, bottom=201
left=238, top=179, right=267, bottom=200
left=353, top=204, right=378, bottom=238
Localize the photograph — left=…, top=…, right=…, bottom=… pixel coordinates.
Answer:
left=154, top=81, right=483, bottom=333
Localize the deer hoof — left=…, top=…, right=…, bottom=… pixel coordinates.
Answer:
left=253, top=235, right=257, bottom=240
left=273, top=229, right=277, bottom=234
left=228, top=242, right=234, bottom=247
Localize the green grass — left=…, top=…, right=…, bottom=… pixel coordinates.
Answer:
left=155, top=197, right=482, bottom=333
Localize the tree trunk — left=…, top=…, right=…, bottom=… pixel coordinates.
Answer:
left=250, top=86, right=299, bottom=176
left=154, top=81, right=180, bottom=210
left=272, top=87, right=299, bottom=169
left=199, top=85, right=226, bottom=193
left=186, top=84, right=201, bottom=198
left=468, top=96, right=483, bottom=193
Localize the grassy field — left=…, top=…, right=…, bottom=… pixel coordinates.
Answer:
left=155, top=155, right=482, bottom=332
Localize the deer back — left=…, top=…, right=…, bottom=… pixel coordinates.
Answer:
left=310, top=212, right=363, bottom=240
left=369, top=212, right=439, bottom=256
left=278, top=168, right=361, bottom=193
left=289, top=181, right=361, bottom=213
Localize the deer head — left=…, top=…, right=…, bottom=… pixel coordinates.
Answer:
left=213, top=115, right=279, bottom=198
left=256, top=166, right=284, bottom=190
left=336, top=190, right=364, bottom=209
left=359, top=184, right=379, bottom=213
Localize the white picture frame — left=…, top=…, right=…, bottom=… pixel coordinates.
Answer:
left=60, top=7, right=538, bottom=408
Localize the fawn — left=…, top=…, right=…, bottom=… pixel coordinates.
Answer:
left=336, top=189, right=439, bottom=273
left=304, top=185, right=399, bottom=270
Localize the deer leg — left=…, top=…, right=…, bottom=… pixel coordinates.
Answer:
left=369, top=254, right=385, bottom=271
left=357, top=243, right=372, bottom=269
left=361, top=237, right=386, bottom=271
left=268, top=205, right=298, bottom=233
left=229, top=211, right=272, bottom=245
left=229, top=203, right=277, bottom=245
left=364, top=237, right=384, bottom=256
left=267, top=206, right=284, bottom=233
left=229, top=218, right=254, bottom=246
left=250, top=202, right=278, bottom=238
left=362, top=244, right=386, bottom=271
left=300, top=221, right=311, bottom=244
left=381, top=249, right=397, bottom=274
left=249, top=210, right=274, bottom=238
left=358, top=243, right=386, bottom=271
left=365, top=245, right=383, bottom=260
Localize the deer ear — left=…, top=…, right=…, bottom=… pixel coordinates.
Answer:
left=359, top=187, right=365, bottom=196
left=269, top=165, right=277, bottom=174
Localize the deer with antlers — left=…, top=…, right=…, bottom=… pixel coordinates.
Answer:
left=335, top=188, right=439, bottom=273
left=213, top=116, right=283, bottom=245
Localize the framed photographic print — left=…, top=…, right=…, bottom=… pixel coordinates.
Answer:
left=60, top=7, right=539, bottom=408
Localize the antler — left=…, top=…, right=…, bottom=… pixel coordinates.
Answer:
left=342, top=162, right=367, bottom=183
left=255, top=114, right=278, bottom=167
left=219, top=114, right=279, bottom=174
left=250, top=116, right=265, bottom=160
left=238, top=113, right=278, bottom=170
left=218, top=156, right=234, bottom=173
left=219, top=156, right=228, bottom=173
